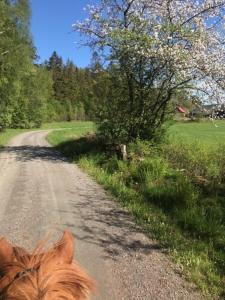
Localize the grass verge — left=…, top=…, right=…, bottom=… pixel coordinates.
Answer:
left=42, top=121, right=94, bottom=130
left=0, top=129, right=28, bottom=148
left=47, top=126, right=225, bottom=299
left=0, top=121, right=94, bottom=148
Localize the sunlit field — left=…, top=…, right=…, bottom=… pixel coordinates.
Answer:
left=169, top=120, right=225, bottom=147
left=1, top=120, right=224, bottom=148
left=42, top=121, right=94, bottom=130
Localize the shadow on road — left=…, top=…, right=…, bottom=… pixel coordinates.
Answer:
left=60, top=186, right=163, bottom=261
left=2, top=145, right=67, bottom=163
left=2, top=144, right=162, bottom=261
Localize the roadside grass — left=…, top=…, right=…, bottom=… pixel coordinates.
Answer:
left=47, top=121, right=225, bottom=299
left=0, top=129, right=28, bottom=148
left=78, top=153, right=223, bottom=298
left=42, top=121, right=94, bottom=130
left=0, top=121, right=94, bottom=148
left=46, top=124, right=94, bottom=147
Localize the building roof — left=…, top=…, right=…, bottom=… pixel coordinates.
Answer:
left=177, top=106, right=186, bottom=113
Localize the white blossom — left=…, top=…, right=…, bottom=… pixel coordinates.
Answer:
left=74, top=0, right=225, bottom=103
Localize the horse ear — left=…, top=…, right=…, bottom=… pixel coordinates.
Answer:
left=54, top=231, right=74, bottom=264
left=0, top=238, right=14, bottom=264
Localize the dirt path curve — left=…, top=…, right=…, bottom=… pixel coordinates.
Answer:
left=0, top=130, right=202, bottom=300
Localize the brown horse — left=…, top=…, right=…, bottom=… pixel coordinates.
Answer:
left=0, top=231, right=95, bottom=299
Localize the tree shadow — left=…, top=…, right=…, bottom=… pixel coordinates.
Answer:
left=54, top=135, right=104, bottom=161
left=2, top=138, right=164, bottom=261
left=51, top=137, right=164, bottom=260
left=59, top=185, right=164, bottom=261
left=2, top=145, right=67, bottom=163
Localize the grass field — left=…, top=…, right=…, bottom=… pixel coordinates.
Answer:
left=1, top=120, right=223, bottom=148
left=169, top=120, right=225, bottom=147
left=46, top=119, right=225, bottom=151
left=42, top=121, right=94, bottom=130
left=46, top=120, right=225, bottom=299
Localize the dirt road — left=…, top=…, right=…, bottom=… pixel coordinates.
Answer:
left=0, top=130, right=202, bottom=299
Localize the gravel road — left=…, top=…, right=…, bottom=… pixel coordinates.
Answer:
left=0, top=130, right=202, bottom=299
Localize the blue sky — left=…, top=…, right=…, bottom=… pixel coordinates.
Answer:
left=30, top=0, right=96, bottom=67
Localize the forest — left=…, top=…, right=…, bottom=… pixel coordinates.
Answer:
left=0, top=0, right=105, bottom=130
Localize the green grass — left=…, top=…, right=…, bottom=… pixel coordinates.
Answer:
left=0, top=129, right=28, bottom=148
left=46, top=123, right=94, bottom=146
left=42, top=121, right=94, bottom=130
left=42, top=121, right=94, bottom=145
left=78, top=154, right=222, bottom=298
left=0, top=121, right=94, bottom=148
left=169, top=120, right=225, bottom=147
left=47, top=120, right=225, bottom=299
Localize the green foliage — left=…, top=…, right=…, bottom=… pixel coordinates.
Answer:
left=92, top=58, right=174, bottom=145
left=0, top=1, right=111, bottom=130
left=0, top=1, right=101, bottom=129
left=0, top=0, right=54, bottom=129
left=44, top=51, right=108, bottom=123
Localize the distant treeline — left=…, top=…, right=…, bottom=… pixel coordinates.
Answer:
left=0, top=0, right=105, bottom=129
left=42, top=51, right=106, bottom=123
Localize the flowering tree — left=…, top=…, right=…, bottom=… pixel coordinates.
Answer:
left=74, top=0, right=225, bottom=143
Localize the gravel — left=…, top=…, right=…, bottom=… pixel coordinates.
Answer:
left=0, top=130, right=203, bottom=299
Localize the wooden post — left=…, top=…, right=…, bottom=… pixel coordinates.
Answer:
left=121, top=144, right=127, bottom=161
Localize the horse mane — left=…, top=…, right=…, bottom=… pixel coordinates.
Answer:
left=0, top=232, right=95, bottom=300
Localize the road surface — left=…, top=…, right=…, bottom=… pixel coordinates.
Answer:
left=0, top=130, right=202, bottom=299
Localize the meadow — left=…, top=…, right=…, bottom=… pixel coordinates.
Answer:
left=169, top=120, right=225, bottom=147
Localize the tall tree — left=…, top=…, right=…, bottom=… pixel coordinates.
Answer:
left=74, top=0, right=225, bottom=144
left=0, top=0, right=34, bottom=128
left=0, top=0, right=53, bottom=129
left=46, top=52, right=92, bottom=121
left=47, top=51, right=64, bottom=102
